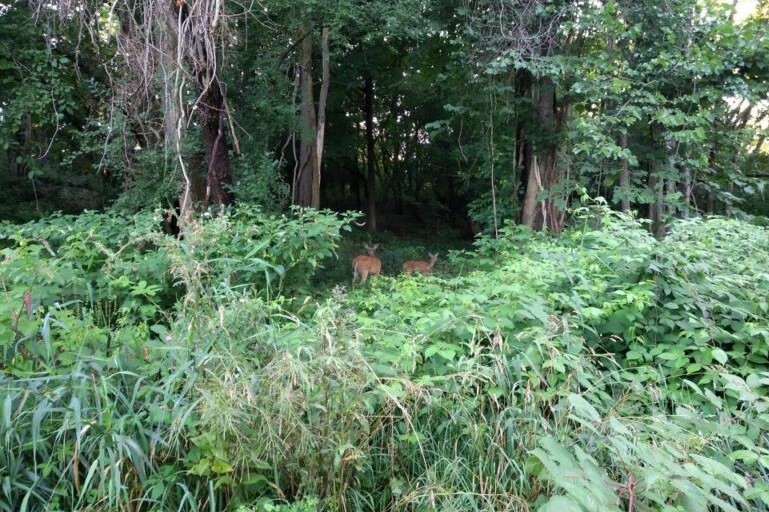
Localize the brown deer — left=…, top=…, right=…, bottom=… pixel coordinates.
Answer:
left=352, top=243, right=382, bottom=284
left=402, top=253, right=438, bottom=275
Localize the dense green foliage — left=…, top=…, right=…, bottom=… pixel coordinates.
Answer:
left=2, top=0, right=769, bottom=510
left=3, top=205, right=769, bottom=510
left=1, top=0, right=766, bottom=228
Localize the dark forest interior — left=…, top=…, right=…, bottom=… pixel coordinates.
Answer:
left=2, top=1, right=767, bottom=234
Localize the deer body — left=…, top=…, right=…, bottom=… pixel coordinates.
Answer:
left=402, top=253, right=438, bottom=275
left=352, top=243, right=381, bottom=284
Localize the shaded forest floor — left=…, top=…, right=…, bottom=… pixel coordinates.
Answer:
left=314, top=223, right=473, bottom=290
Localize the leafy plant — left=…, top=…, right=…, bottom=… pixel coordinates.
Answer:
left=4, top=204, right=769, bottom=511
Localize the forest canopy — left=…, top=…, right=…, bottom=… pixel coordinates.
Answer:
left=0, top=0, right=766, bottom=231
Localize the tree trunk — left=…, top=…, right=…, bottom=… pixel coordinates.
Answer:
left=293, top=23, right=330, bottom=209
left=651, top=172, right=665, bottom=237
left=619, top=131, right=630, bottom=213
left=515, top=70, right=532, bottom=220
left=160, top=10, right=191, bottom=222
left=649, top=173, right=667, bottom=237
left=295, top=22, right=317, bottom=207
left=521, top=77, right=564, bottom=233
left=521, top=153, right=540, bottom=229
left=364, top=71, right=377, bottom=233
left=312, top=25, right=330, bottom=209
left=648, top=167, right=659, bottom=231
left=664, top=134, right=678, bottom=221
left=197, top=73, right=234, bottom=207
left=706, top=144, right=716, bottom=215
left=389, top=91, right=404, bottom=214
left=354, top=142, right=362, bottom=210
left=173, top=0, right=233, bottom=209
left=647, top=125, right=664, bottom=237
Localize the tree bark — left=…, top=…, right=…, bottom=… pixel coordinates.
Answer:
left=664, top=134, right=678, bottom=222
left=648, top=168, right=659, bottom=231
left=520, top=77, right=564, bottom=233
left=647, top=125, right=664, bottom=237
left=174, top=1, right=233, bottom=208
left=515, top=70, right=532, bottom=221
left=521, top=153, right=541, bottom=229
left=160, top=7, right=192, bottom=222
left=354, top=138, right=362, bottom=210
left=364, top=70, right=377, bottom=233
left=313, top=25, right=330, bottom=209
left=706, top=144, right=717, bottom=214
left=197, top=72, right=233, bottom=207
left=295, top=22, right=317, bottom=207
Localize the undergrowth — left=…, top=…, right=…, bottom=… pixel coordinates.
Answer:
left=2, top=203, right=769, bottom=511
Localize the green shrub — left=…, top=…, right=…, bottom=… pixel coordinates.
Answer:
left=166, top=204, right=358, bottom=300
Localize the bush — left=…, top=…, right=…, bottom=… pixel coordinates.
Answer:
left=0, top=206, right=356, bottom=373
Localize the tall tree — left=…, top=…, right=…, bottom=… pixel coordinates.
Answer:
left=293, top=22, right=330, bottom=209
left=363, top=68, right=377, bottom=232
left=169, top=0, right=236, bottom=214
left=295, top=22, right=318, bottom=207
left=469, top=0, right=577, bottom=233
left=30, top=0, right=243, bottom=219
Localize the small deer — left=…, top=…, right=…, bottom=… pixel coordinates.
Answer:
left=352, top=243, right=382, bottom=284
left=402, top=253, right=438, bottom=275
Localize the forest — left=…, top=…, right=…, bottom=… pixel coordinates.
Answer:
left=1, top=0, right=769, bottom=510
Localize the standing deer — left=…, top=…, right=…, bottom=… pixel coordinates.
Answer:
left=352, top=243, right=382, bottom=284
left=402, top=253, right=438, bottom=275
